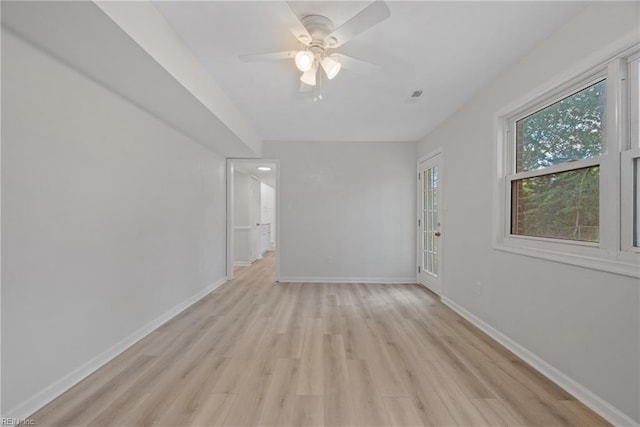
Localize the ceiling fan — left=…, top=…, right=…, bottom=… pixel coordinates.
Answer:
left=239, top=0, right=390, bottom=100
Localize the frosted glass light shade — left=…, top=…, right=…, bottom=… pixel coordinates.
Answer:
left=321, top=55, right=341, bottom=79
left=294, top=51, right=314, bottom=72
left=300, top=66, right=317, bottom=86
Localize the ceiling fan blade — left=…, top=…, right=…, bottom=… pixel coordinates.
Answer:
left=239, top=51, right=297, bottom=62
left=279, top=2, right=312, bottom=46
left=327, top=0, right=390, bottom=48
left=332, top=53, right=380, bottom=75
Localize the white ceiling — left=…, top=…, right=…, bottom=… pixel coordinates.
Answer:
left=235, top=161, right=277, bottom=187
left=154, top=1, right=587, bottom=143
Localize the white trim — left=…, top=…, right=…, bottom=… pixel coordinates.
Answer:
left=275, top=163, right=281, bottom=282
left=494, top=242, right=639, bottom=278
left=417, top=148, right=443, bottom=165
left=233, top=261, right=252, bottom=267
left=0, top=3, right=4, bottom=414
left=3, top=277, right=228, bottom=421
left=233, top=225, right=251, bottom=231
left=508, top=157, right=601, bottom=181
left=441, top=297, right=640, bottom=427
left=278, top=277, right=416, bottom=284
left=226, top=160, right=234, bottom=281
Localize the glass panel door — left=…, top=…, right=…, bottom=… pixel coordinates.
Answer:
left=419, top=152, right=443, bottom=294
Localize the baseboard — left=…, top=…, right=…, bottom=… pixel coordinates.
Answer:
left=233, top=261, right=252, bottom=267
left=278, top=276, right=416, bottom=284
left=441, top=297, right=639, bottom=427
left=4, top=277, right=228, bottom=421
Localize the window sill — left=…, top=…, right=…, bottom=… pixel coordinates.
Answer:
left=493, top=239, right=640, bottom=278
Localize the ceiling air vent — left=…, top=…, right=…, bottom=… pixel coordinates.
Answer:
left=405, top=89, right=423, bottom=104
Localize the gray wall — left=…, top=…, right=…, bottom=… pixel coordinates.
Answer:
left=264, top=141, right=417, bottom=282
left=232, top=170, right=251, bottom=264
left=417, top=2, right=639, bottom=422
left=233, top=170, right=250, bottom=226
left=1, top=30, right=227, bottom=414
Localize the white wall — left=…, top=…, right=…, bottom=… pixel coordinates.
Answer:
left=417, top=2, right=639, bottom=423
left=1, top=30, right=228, bottom=416
left=263, top=141, right=416, bottom=282
left=260, top=182, right=275, bottom=246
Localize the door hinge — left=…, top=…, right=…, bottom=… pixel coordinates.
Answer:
left=418, top=218, right=421, bottom=227
left=418, top=265, right=421, bottom=273
left=418, top=172, right=421, bottom=181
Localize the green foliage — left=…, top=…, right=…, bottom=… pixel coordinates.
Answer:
left=515, top=167, right=599, bottom=242
left=513, top=80, right=605, bottom=242
left=518, top=79, right=606, bottom=171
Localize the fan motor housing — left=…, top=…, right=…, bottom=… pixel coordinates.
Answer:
left=301, top=15, right=335, bottom=48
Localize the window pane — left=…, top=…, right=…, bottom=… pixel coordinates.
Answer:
left=511, top=166, right=599, bottom=242
left=516, top=80, right=606, bottom=172
left=433, top=253, right=438, bottom=276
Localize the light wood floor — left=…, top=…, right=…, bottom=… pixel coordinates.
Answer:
left=31, top=252, right=609, bottom=426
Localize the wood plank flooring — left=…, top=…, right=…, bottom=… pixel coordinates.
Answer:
left=30, top=252, right=609, bottom=426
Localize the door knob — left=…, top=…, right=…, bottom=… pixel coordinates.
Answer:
left=434, top=231, right=441, bottom=237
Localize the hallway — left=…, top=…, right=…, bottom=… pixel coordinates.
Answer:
left=30, top=252, right=607, bottom=426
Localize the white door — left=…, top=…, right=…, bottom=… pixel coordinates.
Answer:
left=418, top=154, right=443, bottom=294
left=249, top=176, right=261, bottom=262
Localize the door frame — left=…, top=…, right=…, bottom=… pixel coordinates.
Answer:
left=226, top=158, right=280, bottom=282
left=416, top=148, right=444, bottom=295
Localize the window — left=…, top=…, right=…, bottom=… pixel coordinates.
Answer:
left=495, top=46, right=640, bottom=277
left=510, top=80, right=605, bottom=243
left=623, top=55, right=640, bottom=251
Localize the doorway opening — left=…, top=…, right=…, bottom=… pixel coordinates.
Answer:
left=226, top=159, right=279, bottom=281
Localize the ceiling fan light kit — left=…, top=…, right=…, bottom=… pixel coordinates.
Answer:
left=240, top=0, right=390, bottom=99
left=294, top=50, right=314, bottom=72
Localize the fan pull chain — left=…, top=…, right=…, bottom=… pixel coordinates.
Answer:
left=313, top=67, right=323, bottom=102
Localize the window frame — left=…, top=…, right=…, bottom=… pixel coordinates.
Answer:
left=493, top=44, right=640, bottom=278
left=621, top=148, right=640, bottom=253
left=621, top=54, right=640, bottom=253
